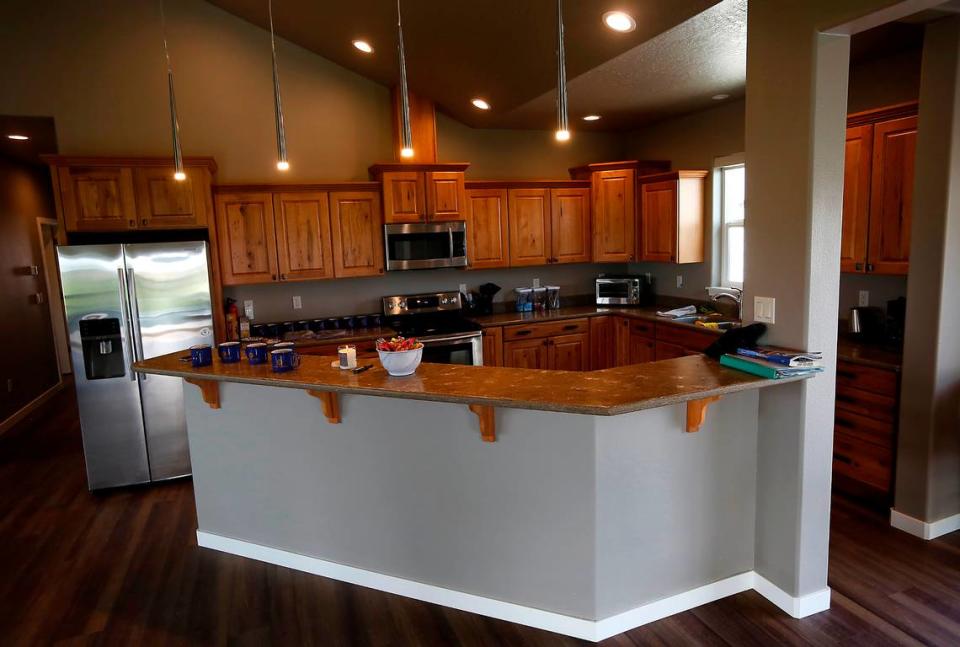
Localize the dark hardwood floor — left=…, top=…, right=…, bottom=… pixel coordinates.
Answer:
left=2, top=384, right=959, bottom=646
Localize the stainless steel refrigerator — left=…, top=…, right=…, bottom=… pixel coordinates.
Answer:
left=57, top=242, right=213, bottom=490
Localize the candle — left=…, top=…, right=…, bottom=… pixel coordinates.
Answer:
left=338, top=344, right=357, bottom=369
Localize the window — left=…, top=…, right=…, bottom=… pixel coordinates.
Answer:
left=718, top=160, right=745, bottom=288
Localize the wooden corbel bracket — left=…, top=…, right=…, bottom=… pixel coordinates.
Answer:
left=184, top=378, right=220, bottom=409
left=308, top=390, right=341, bottom=424
left=686, top=396, right=721, bottom=433
left=468, top=404, right=496, bottom=442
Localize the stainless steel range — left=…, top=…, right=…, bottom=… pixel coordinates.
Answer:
left=382, top=291, right=483, bottom=366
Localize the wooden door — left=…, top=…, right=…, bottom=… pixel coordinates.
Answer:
left=592, top=169, right=635, bottom=262
left=133, top=166, right=209, bottom=229
left=549, top=333, right=589, bottom=371
left=215, top=192, right=278, bottom=285
left=482, top=326, right=504, bottom=367
left=273, top=192, right=334, bottom=281
left=425, top=171, right=466, bottom=221
left=381, top=171, right=425, bottom=223
left=508, top=188, right=550, bottom=266
left=868, top=116, right=917, bottom=275
left=329, top=191, right=385, bottom=277
left=465, top=189, right=509, bottom=269
left=589, top=316, right=616, bottom=370
left=549, top=187, right=591, bottom=264
left=639, top=180, right=678, bottom=262
left=58, top=166, right=137, bottom=231
left=840, top=125, right=873, bottom=273
left=503, top=338, right=548, bottom=369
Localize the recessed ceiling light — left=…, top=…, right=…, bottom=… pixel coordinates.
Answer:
left=352, top=40, right=373, bottom=54
left=6, top=134, right=29, bottom=141
left=582, top=115, right=601, bottom=121
left=602, top=11, right=636, bottom=33
left=712, top=94, right=730, bottom=100
left=471, top=98, right=491, bottom=110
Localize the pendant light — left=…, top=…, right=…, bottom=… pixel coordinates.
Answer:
left=268, top=0, right=289, bottom=171
left=396, top=0, right=414, bottom=158
left=555, top=0, right=570, bottom=142
left=160, top=0, right=186, bottom=181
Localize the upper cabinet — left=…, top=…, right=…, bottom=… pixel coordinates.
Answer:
left=549, top=187, right=591, bottom=264
left=508, top=188, right=551, bottom=266
left=638, top=171, right=706, bottom=264
left=465, top=188, right=510, bottom=269
left=44, top=156, right=216, bottom=233
left=215, top=186, right=383, bottom=286
left=590, top=168, right=636, bottom=263
left=842, top=103, right=918, bottom=275
left=369, top=163, right=468, bottom=224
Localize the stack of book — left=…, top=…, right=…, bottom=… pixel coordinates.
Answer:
left=720, top=348, right=824, bottom=379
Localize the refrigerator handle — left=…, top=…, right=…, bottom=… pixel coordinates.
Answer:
left=126, top=268, right=147, bottom=381
left=117, top=268, right=137, bottom=381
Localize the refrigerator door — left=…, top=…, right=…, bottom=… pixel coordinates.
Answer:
left=57, top=245, right=150, bottom=489
left=124, top=242, right=213, bottom=481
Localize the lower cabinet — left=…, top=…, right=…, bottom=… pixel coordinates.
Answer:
left=482, top=327, right=504, bottom=367
left=628, top=321, right=656, bottom=364
left=590, top=317, right=618, bottom=370
left=503, top=319, right=590, bottom=371
left=654, top=341, right=691, bottom=361
left=298, top=340, right=378, bottom=359
left=503, top=337, right=548, bottom=370
left=550, top=332, right=590, bottom=371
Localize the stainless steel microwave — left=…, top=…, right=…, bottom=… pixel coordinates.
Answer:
left=384, top=221, right=468, bottom=271
left=596, top=275, right=655, bottom=306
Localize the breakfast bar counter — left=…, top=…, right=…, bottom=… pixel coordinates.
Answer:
left=133, top=352, right=820, bottom=641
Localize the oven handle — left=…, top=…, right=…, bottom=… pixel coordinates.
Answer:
left=420, top=332, right=482, bottom=344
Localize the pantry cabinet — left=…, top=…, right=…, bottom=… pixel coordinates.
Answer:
left=638, top=171, right=706, bottom=264
left=370, top=163, right=468, bottom=224
left=841, top=103, right=918, bottom=275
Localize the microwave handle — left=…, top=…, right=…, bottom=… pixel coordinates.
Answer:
left=448, top=227, right=455, bottom=259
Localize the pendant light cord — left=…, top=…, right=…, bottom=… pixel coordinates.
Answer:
left=556, top=0, right=568, bottom=134
left=159, top=0, right=184, bottom=177
left=269, top=0, right=288, bottom=166
left=397, top=0, right=413, bottom=152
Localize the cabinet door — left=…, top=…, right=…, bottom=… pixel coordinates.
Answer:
left=589, top=316, right=616, bottom=370
left=329, top=191, right=385, bottom=277
left=628, top=330, right=656, bottom=364
left=273, top=192, right=335, bottom=281
left=508, top=188, right=551, bottom=266
left=381, top=171, right=426, bottom=223
left=638, top=180, right=678, bottom=262
left=654, top=341, right=690, bottom=361
left=840, top=125, right=873, bottom=273
left=59, top=166, right=137, bottom=231
left=503, top=338, right=548, bottom=369
left=425, top=171, right=466, bottom=221
left=550, top=187, right=591, bottom=264
left=614, top=316, right=632, bottom=366
left=482, top=326, right=504, bottom=367
left=133, top=166, right=209, bottom=229
left=215, top=192, right=278, bottom=285
left=868, top=116, right=916, bottom=275
left=592, top=169, right=635, bottom=262
left=549, top=332, right=589, bottom=371
left=466, top=189, right=509, bottom=269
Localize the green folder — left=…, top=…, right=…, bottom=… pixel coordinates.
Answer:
left=720, top=354, right=781, bottom=379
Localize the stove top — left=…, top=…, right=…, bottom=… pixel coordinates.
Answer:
left=382, top=290, right=482, bottom=339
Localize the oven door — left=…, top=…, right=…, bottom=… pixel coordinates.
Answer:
left=419, top=332, right=483, bottom=366
left=384, top=222, right=468, bottom=271
left=596, top=279, right=639, bottom=305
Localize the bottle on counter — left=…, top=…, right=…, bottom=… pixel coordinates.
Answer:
left=225, top=298, right=239, bottom=341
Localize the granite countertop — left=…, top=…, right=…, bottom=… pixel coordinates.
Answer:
left=467, top=305, right=731, bottom=335
left=134, top=352, right=810, bottom=417
left=836, top=335, right=903, bottom=371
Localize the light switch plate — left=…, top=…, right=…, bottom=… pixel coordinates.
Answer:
left=459, top=283, right=467, bottom=294
left=754, top=296, right=776, bottom=324
left=532, top=278, right=541, bottom=288
left=676, top=274, right=684, bottom=288
left=858, top=290, right=870, bottom=307
left=292, top=296, right=302, bottom=310
left=243, top=300, right=255, bottom=320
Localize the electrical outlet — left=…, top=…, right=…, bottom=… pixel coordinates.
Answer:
left=754, top=296, right=776, bottom=324
left=676, top=274, right=683, bottom=289
left=292, top=295, right=302, bottom=310
left=858, top=290, right=870, bottom=307
left=532, top=278, right=541, bottom=288
left=459, top=283, right=467, bottom=294
left=243, top=300, right=255, bottom=320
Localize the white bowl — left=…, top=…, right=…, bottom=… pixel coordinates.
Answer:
left=377, top=346, right=423, bottom=376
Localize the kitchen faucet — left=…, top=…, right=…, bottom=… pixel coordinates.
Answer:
left=706, top=286, right=743, bottom=321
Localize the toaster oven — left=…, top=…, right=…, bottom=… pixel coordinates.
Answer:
left=595, top=275, right=655, bottom=306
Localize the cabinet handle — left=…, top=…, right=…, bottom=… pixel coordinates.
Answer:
left=833, top=453, right=853, bottom=465
left=855, top=262, right=863, bottom=271
left=562, top=324, right=578, bottom=331
left=515, top=330, right=532, bottom=336
left=866, top=263, right=875, bottom=272
left=142, top=218, right=148, bottom=225
left=271, top=274, right=277, bottom=280
left=128, top=219, right=135, bottom=227
left=280, top=273, right=286, bottom=280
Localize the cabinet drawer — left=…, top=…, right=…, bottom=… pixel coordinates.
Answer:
left=836, top=361, right=897, bottom=396
left=836, top=384, right=896, bottom=423
left=833, top=430, right=893, bottom=491
left=654, top=323, right=716, bottom=352
left=834, top=409, right=894, bottom=447
left=503, top=318, right=589, bottom=341
left=627, top=319, right=655, bottom=339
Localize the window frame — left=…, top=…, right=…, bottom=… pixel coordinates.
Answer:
left=716, top=154, right=746, bottom=289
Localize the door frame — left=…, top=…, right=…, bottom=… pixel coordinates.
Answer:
left=35, top=218, right=71, bottom=375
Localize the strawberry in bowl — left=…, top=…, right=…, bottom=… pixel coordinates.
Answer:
left=375, top=337, right=424, bottom=376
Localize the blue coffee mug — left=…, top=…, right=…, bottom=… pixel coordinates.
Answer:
left=190, top=344, right=212, bottom=367
left=271, top=348, right=300, bottom=372
left=246, top=342, right=268, bottom=365
left=218, top=341, right=241, bottom=363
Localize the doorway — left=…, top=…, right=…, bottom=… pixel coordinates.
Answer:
left=36, top=218, right=71, bottom=375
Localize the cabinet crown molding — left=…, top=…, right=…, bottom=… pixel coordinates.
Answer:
left=846, top=101, right=918, bottom=127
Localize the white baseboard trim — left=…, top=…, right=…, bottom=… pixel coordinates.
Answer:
left=890, top=508, right=960, bottom=540
left=197, top=531, right=831, bottom=641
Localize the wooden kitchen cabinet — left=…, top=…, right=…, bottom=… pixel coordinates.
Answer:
left=503, top=337, right=548, bottom=370
left=57, top=165, right=137, bottom=231
left=638, top=171, right=706, bottom=264
left=329, top=191, right=385, bottom=278
left=508, top=188, right=551, bottom=266
left=465, top=188, right=510, bottom=269
left=133, top=166, right=212, bottom=229
left=627, top=320, right=656, bottom=364
left=590, top=316, right=617, bottom=370
left=425, top=171, right=467, bottom=222
left=503, top=319, right=590, bottom=371
left=482, top=326, right=504, bottom=367
left=591, top=168, right=636, bottom=263
left=654, top=341, right=691, bottom=361
left=381, top=171, right=426, bottom=223
left=549, top=187, right=591, bottom=264
left=550, top=332, right=590, bottom=371
left=273, top=192, right=335, bottom=281
left=215, top=192, right=279, bottom=285
left=370, top=163, right=468, bottom=224
left=840, top=125, right=873, bottom=273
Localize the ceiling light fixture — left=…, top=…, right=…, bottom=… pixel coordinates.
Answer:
left=712, top=94, right=730, bottom=101
left=555, top=0, right=570, bottom=143
left=268, top=0, right=289, bottom=171
left=160, top=0, right=186, bottom=181
left=582, top=115, right=601, bottom=122
left=471, top=98, right=490, bottom=110
left=396, top=0, right=414, bottom=159
left=352, top=39, right=374, bottom=54
left=6, top=134, right=29, bottom=140
left=603, top=11, right=636, bottom=33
